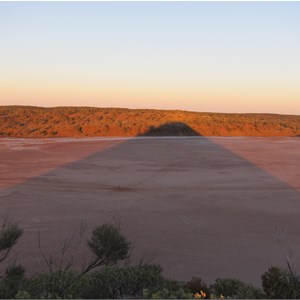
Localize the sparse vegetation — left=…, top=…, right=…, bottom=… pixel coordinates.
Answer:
left=0, top=106, right=299, bottom=137
left=1, top=219, right=300, bottom=298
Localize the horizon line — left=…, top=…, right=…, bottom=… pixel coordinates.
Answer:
left=1, top=104, right=299, bottom=117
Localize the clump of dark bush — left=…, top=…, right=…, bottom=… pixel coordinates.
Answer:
left=81, top=264, right=165, bottom=299
left=186, top=276, right=209, bottom=295
left=0, top=265, right=25, bottom=299
left=0, top=219, right=25, bottom=299
left=18, top=265, right=193, bottom=299
left=0, top=221, right=23, bottom=262
left=19, top=270, right=83, bottom=299
left=142, top=279, right=193, bottom=299
left=212, top=278, right=265, bottom=299
left=262, top=266, right=300, bottom=299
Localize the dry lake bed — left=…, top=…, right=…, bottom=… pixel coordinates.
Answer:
left=0, top=137, right=299, bottom=285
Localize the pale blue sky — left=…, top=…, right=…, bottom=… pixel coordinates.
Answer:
left=0, top=2, right=299, bottom=114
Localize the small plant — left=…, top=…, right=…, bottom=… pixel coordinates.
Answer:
left=81, top=224, right=130, bottom=275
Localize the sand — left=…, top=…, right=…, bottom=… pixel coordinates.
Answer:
left=0, top=137, right=299, bottom=285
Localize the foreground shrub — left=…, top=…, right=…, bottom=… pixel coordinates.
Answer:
left=143, top=279, right=193, bottom=299
left=0, top=219, right=25, bottom=299
left=81, top=264, right=165, bottom=298
left=19, top=270, right=83, bottom=299
left=212, top=278, right=264, bottom=299
left=18, top=265, right=166, bottom=299
left=0, top=220, right=23, bottom=264
left=82, top=224, right=131, bottom=275
left=262, top=266, right=300, bottom=299
left=186, top=277, right=209, bottom=296
left=0, top=265, right=25, bottom=299
left=17, top=266, right=195, bottom=299
left=4, top=219, right=300, bottom=299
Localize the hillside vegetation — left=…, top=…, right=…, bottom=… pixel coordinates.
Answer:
left=0, top=106, right=299, bottom=137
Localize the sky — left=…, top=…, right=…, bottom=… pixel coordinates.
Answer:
left=0, top=2, right=299, bottom=114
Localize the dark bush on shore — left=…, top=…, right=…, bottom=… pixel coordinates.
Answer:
left=81, top=264, right=164, bottom=299
left=143, top=279, right=193, bottom=299
left=0, top=220, right=23, bottom=264
left=18, top=270, right=82, bottom=299
left=262, top=266, right=300, bottom=299
left=212, top=278, right=264, bottom=299
left=0, top=265, right=25, bottom=299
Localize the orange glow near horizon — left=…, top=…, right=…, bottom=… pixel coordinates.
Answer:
left=1, top=78, right=299, bottom=114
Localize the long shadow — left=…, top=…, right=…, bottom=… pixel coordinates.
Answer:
left=139, top=122, right=201, bottom=136
left=0, top=122, right=299, bottom=285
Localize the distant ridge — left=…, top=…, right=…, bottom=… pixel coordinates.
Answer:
left=0, top=106, right=299, bottom=137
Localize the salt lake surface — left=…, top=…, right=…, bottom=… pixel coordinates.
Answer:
left=0, top=137, right=299, bottom=285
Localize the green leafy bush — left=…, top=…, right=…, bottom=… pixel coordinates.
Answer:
left=143, top=279, right=193, bottom=299
left=0, top=265, right=25, bottom=299
left=0, top=221, right=23, bottom=264
left=82, top=224, right=130, bottom=275
left=213, top=278, right=264, bottom=299
left=262, top=267, right=300, bottom=299
left=0, top=220, right=25, bottom=298
left=81, top=264, right=165, bottom=299
left=20, top=270, right=83, bottom=299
